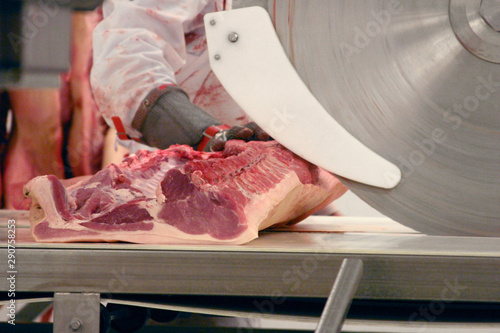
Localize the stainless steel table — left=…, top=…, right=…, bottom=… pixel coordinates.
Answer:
left=1, top=210, right=500, bottom=332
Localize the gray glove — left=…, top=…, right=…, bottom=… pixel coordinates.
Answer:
left=132, top=85, right=221, bottom=149
left=207, top=122, right=271, bottom=152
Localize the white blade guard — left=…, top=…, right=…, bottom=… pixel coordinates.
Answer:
left=204, top=7, right=401, bottom=189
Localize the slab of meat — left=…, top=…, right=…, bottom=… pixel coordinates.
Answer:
left=2, top=10, right=105, bottom=210
left=3, top=89, right=66, bottom=210
left=64, top=10, right=106, bottom=177
left=24, top=141, right=347, bottom=245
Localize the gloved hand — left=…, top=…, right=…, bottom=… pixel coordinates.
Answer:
left=132, top=85, right=271, bottom=151
left=205, top=122, right=271, bottom=152
left=133, top=85, right=221, bottom=149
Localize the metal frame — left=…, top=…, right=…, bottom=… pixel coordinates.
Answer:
left=4, top=241, right=500, bottom=302
left=53, top=293, right=100, bottom=333
left=2, top=214, right=500, bottom=331
left=315, top=259, right=363, bottom=333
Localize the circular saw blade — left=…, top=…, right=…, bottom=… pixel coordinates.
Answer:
left=271, top=0, right=500, bottom=235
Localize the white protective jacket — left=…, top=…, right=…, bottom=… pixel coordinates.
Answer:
left=91, top=0, right=248, bottom=144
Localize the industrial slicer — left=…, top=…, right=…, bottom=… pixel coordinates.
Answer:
left=1, top=1, right=500, bottom=332
left=215, top=0, right=500, bottom=237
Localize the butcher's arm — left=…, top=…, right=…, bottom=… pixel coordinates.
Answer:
left=91, top=0, right=220, bottom=149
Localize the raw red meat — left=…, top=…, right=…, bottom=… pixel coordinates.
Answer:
left=64, top=10, right=106, bottom=177
left=24, top=141, right=347, bottom=244
left=2, top=10, right=106, bottom=210
left=3, top=89, right=66, bottom=210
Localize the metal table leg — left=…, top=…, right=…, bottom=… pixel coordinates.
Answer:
left=53, top=292, right=101, bottom=333
left=315, top=258, right=364, bottom=333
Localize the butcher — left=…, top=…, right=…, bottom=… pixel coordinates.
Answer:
left=91, top=0, right=270, bottom=154
left=91, top=0, right=341, bottom=215
left=90, top=3, right=272, bottom=327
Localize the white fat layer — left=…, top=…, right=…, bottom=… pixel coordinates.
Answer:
left=114, top=188, right=140, bottom=202
left=33, top=218, right=257, bottom=245
left=82, top=182, right=100, bottom=189
left=243, top=172, right=301, bottom=230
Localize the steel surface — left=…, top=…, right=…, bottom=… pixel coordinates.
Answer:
left=2, top=211, right=500, bottom=302
left=269, top=0, right=500, bottom=236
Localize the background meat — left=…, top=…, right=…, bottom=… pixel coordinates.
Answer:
left=3, top=89, right=66, bottom=210
left=0, top=10, right=108, bottom=209
left=65, top=10, right=107, bottom=177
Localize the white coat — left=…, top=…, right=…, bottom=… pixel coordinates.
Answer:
left=91, top=0, right=249, bottom=144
